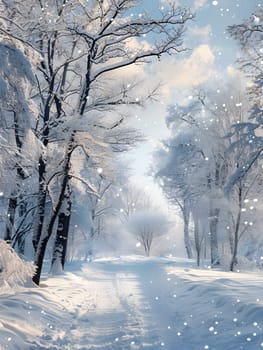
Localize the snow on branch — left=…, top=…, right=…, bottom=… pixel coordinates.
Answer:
left=227, top=10, right=263, bottom=48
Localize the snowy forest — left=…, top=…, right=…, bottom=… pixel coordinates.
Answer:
left=0, top=0, right=263, bottom=349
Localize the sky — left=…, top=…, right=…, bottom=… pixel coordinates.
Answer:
left=126, top=0, right=262, bottom=202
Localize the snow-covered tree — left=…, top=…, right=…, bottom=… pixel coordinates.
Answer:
left=153, top=99, right=217, bottom=263
left=226, top=10, right=263, bottom=187
left=153, top=77, right=263, bottom=268
left=1, top=0, right=193, bottom=284
left=0, top=40, right=38, bottom=254
left=128, top=210, right=169, bottom=256
left=154, top=130, right=202, bottom=259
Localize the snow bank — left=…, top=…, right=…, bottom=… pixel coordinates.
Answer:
left=0, top=240, right=35, bottom=290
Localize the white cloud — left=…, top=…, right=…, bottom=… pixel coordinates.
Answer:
left=193, top=0, right=208, bottom=10
left=125, top=37, right=153, bottom=52
left=154, top=44, right=215, bottom=96
left=160, top=0, right=181, bottom=6
left=188, top=25, right=212, bottom=41
left=227, top=65, right=240, bottom=77
left=160, top=0, right=208, bottom=10
left=102, top=37, right=150, bottom=81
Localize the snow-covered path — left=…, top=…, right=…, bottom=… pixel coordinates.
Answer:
left=45, top=259, right=164, bottom=349
left=1, top=257, right=263, bottom=349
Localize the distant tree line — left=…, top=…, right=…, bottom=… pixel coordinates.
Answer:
left=153, top=9, right=263, bottom=271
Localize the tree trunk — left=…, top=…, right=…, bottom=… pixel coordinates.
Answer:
left=228, top=231, right=234, bottom=255
left=183, top=208, right=193, bottom=259
left=51, top=186, right=72, bottom=272
left=230, top=184, right=242, bottom=272
left=86, top=209, right=96, bottom=259
left=17, top=234, right=25, bottom=255
left=4, top=197, right=17, bottom=242
left=193, top=216, right=201, bottom=266
left=33, top=133, right=75, bottom=285
left=203, top=233, right=207, bottom=260
left=33, top=181, right=68, bottom=285
left=4, top=111, right=26, bottom=243
left=32, top=155, right=47, bottom=252
left=209, top=207, right=220, bottom=266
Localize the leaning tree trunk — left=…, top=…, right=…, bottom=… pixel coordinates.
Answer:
left=33, top=176, right=69, bottom=285
left=209, top=207, right=220, bottom=266
left=32, top=155, right=47, bottom=252
left=51, top=185, right=72, bottom=273
left=33, top=134, right=75, bottom=285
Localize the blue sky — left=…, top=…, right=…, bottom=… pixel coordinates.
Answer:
left=125, top=0, right=261, bottom=198
left=189, top=0, right=261, bottom=66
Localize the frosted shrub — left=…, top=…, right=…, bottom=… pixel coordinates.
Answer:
left=0, top=240, right=35, bottom=288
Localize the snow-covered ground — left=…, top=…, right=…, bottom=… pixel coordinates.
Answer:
left=1, top=256, right=263, bottom=350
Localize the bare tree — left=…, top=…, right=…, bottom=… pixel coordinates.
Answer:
left=128, top=210, right=169, bottom=257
